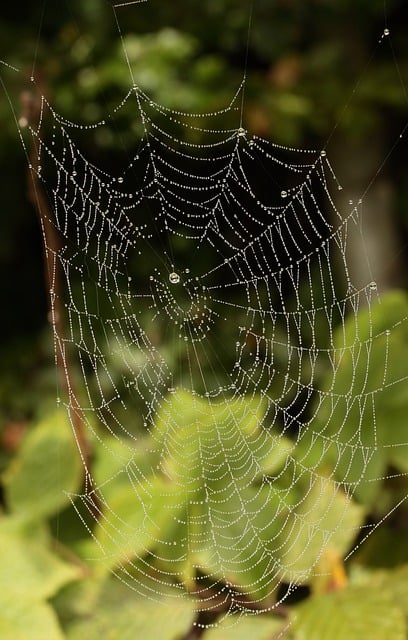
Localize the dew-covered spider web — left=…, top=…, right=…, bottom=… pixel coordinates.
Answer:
left=6, top=1, right=408, bottom=626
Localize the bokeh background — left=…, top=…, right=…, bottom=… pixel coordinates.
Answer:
left=0, top=1, right=408, bottom=639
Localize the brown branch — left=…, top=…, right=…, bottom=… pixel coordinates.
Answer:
left=20, top=85, right=91, bottom=477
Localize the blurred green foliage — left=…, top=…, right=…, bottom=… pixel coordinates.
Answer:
left=0, top=368, right=407, bottom=638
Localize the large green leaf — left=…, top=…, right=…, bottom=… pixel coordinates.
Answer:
left=311, top=291, right=408, bottom=506
left=205, top=612, right=285, bottom=639
left=153, top=391, right=292, bottom=600
left=86, top=390, right=365, bottom=601
left=155, top=391, right=270, bottom=488
left=92, top=433, right=158, bottom=488
left=3, top=409, right=83, bottom=520
left=289, top=585, right=406, bottom=640
left=0, top=517, right=79, bottom=640
left=353, top=564, right=408, bottom=617
left=65, top=577, right=195, bottom=640
left=278, top=477, right=364, bottom=581
left=0, top=518, right=80, bottom=602
left=81, top=391, right=296, bottom=601
left=0, top=597, right=64, bottom=640
left=89, top=475, right=184, bottom=570
left=177, top=484, right=285, bottom=601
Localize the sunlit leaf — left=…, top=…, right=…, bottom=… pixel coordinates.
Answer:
left=205, top=612, right=286, bottom=639
left=152, top=391, right=287, bottom=599
left=312, top=291, right=408, bottom=506
left=92, top=433, right=157, bottom=488
left=65, top=577, right=195, bottom=640
left=0, top=597, right=64, bottom=640
left=290, top=585, right=406, bottom=640
left=3, top=410, right=83, bottom=519
left=278, top=477, right=364, bottom=582
left=355, top=564, right=408, bottom=617
left=0, top=518, right=80, bottom=602
left=90, top=475, right=184, bottom=570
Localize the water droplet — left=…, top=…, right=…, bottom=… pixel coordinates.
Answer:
left=369, top=281, right=377, bottom=291
left=281, top=190, right=288, bottom=198
left=384, top=28, right=390, bottom=36
left=385, top=329, right=391, bottom=336
left=118, top=177, right=124, bottom=183
left=168, top=387, right=176, bottom=394
left=237, top=127, right=246, bottom=137
left=320, top=150, right=327, bottom=157
left=169, top=272, right=180, bottom=284
left=349, top=199, right=353, bottom=205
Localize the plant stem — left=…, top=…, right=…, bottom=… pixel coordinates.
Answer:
left=20, top=84, right=92, bottom=482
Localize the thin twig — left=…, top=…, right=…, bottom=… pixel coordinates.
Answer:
left=20, top=85, right=91, bottom=477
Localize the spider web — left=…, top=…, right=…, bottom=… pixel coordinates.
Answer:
left=8, top=2, right=408, bottom=624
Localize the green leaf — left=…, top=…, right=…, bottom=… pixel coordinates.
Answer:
left=92, top=434, right=157, bottom=489
left=0, top=518, right=80, bottom=603
left=88, top=475, right=184, bottom=570
left=65, top=577, right=195, bottom=640
left=278, top=478, right=364, bottom=581
left=354, top=565, right=408, bottom=617
left=0, top=597, right=64, bottom=640
left=155, top=390, right=268, bottom=489
left=52, top=574, right=106, bottom=624
left=83, top=391, right=294, bottom=602
left=0, top=517, right=78, bottom=640
left=290, top=586, right=406, bottom=640
left=82, top=391, right=365, bottom=602
left=205, top=613, right=285, bottom=640
left=179, top=484, right=284, bottom=601
left=312, top=291, right=408, bottom=506
left=3, top=409, right=83, bottom=520
left=153, top=391, right=290, bottom=599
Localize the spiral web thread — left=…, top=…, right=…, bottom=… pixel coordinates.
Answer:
left=16, top=9, right=408, bottom=623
